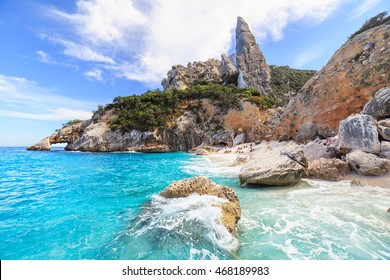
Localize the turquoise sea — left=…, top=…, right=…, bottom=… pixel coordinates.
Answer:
left=0, top=147, right=389, bottom=260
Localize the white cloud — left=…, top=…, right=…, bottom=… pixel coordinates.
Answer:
left=0, top=74, right=95, bottom=121
left=37, top=50, right=56, bottom=64
left=350, top=0, right=382, bottom=19
left=44, top=0, right=346, bottom=85
left=84, top=68, right=104, bottom=81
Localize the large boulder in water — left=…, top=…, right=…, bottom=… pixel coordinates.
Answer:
left=346, top=150, right=390, bottom=176
left=338, top=114, right=380, bottom=154
left=362, top=87, right=390, bottom=118
left=239, top=144, right=306, bottom=186
left=160, top=177, right=241, bottom=234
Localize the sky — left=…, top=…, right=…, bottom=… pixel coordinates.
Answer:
left=0, top=0, right=388, bottom=146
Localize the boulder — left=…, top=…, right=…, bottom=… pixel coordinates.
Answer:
left=378, top=119, right=390, bottom=141
left=232, top=155, right=249, bottom=166
left=346, top=150, right=390, bottom=176
left=380, top=141, right=390, bottom=159
left=239, top=145, right=306, bottom=186
left=280, top=146, right=308, bottom=167
left=307, top=158, right=350, bottom=180
left=303, top=139, right=338, bottom=161
left=160, top=177, right=241, bottom=234
left=194, top=148, right=210, bottom=156
left=235, top=17, right=272, bottom=95
left=27, top=137, right=51, bottom=151
left=210, top=130, right=235, bottom=147
left=233, top=133, right=246, bottom=146
left=362, top=87, right=390, bottom=118
left=296, top=123, right=317, bottom=143
left=338, top=114, right=380, bottom=154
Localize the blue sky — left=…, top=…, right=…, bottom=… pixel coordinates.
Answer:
left=0, top=0, right=388, bottom=146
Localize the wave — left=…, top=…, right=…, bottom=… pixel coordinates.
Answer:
left=100, top=193, right=240, bottom=260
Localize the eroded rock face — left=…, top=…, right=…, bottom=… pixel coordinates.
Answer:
left=239, top=143, right=306, bottom=186
left=338, top=114, right=380, bottom=154
left=161, top=17, right=271, bottom=94
left=273, top=23, right=390, bottom=139
left=210, top=130, right=235, bottom=147
left=235, top=17, right=271, bottom=95
left=346, top=150, right=390, bottom=176
left=363, top=87, right=390, bottom=118
left=307, top=158, right=350, bottom=180
left=161, top=59, right=234, bottom=90
left=160, top=177, right=241, bottom=234
left=27, top=137, right=51, bottom=151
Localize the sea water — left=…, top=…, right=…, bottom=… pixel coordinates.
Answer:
left=0, top=147, right=389, bottom=260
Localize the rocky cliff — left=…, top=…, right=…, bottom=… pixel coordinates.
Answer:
left=162, top=17, right=271, bottom=95
left=272, top=22, right=390, bottom=139
left=28, top=86, right=273, bottom=152
left=28, top=15, right=390, bottom=154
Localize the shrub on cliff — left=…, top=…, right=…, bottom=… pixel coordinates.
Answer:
left=349, top=11, right=389, bottom=39
left=104, top=83, right=275, bottom=132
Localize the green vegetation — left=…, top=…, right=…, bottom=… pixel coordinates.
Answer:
left=269, top=65, right=316, bottom=105
left=349, top=11, right=389, bottom=39
left=98, top=64, right=317, bottom=132
left=62, top=119, right=83, bottom=128
left=104, top=84, right=274, bottom=132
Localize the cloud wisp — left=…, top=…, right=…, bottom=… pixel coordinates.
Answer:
left=41, top=0, right=347, bottom=85
left=0, top=74, right=95, bottom=121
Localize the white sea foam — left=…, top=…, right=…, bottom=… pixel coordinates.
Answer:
left=181, top=156, right=241, bottom=178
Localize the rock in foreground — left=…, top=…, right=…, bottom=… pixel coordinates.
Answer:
left=160, top=177, right=241, bottom=234
left=239, top=143, right=306, bottom=186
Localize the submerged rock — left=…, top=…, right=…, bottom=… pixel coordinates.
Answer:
left=307, top=158, right=350, bottom=180
left=338, top=114, right=380, bottom=154
left=160, top=177, right=241, bottom=234
left=239, top=144, right=306, bottom=186
left=346, top=150, right=390, bottom=176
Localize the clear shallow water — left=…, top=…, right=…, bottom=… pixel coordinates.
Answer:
left=0, top=147, right=389, bottom=260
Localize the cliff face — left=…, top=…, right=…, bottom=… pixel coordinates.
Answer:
left=28, top=98, right=268, bottom=152
left=162, top=17, right=271, bottom=95
left=273, top=23, right=390, bottom=139
left=235, top=17, right=271, bottom=94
